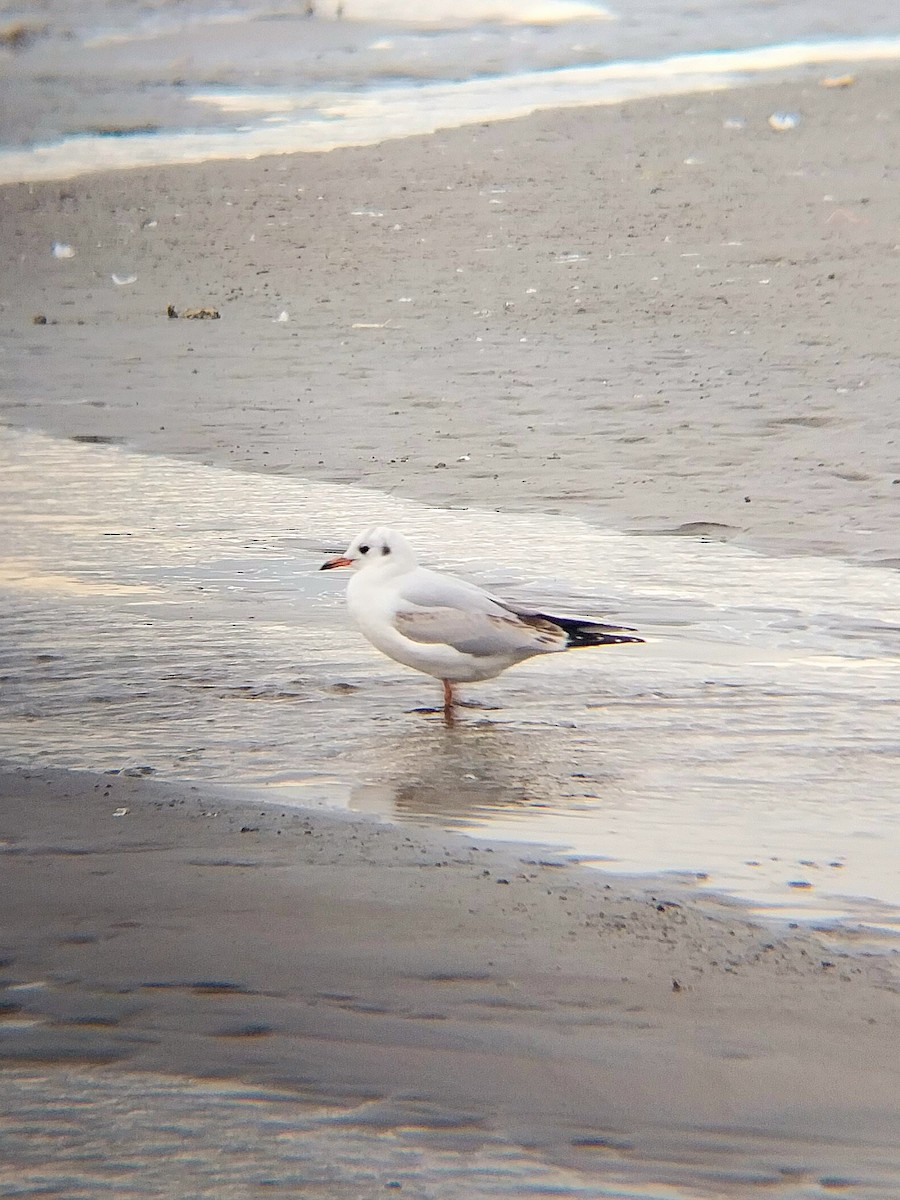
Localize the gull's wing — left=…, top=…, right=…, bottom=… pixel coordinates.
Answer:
left=394, top=568, right=565, bottom=658
left=397, top=567, right=509, bottom=613
left=504, top=600, right=641, bottom=639
left=394, top=605, right=566, bottom=658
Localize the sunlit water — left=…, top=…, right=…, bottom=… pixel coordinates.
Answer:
left=1, top=429, right=898, bottom=931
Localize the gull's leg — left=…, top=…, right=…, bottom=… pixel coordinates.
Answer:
left=442, top=679, right=455, bottom=713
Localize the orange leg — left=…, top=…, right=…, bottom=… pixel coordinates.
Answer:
left=442, top=679, right=455, bottom=713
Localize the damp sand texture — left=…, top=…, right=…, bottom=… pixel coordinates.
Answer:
left=1, top=67, right=900, bottom=1200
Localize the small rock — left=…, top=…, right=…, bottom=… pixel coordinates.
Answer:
left=183, top=307, right=220, bottom=320
left=166, top=304, right=220, bottom=319
left=0, top=21, right=48, bottom=50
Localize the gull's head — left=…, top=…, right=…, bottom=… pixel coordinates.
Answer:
left=320, top=526, right=418, bottom=573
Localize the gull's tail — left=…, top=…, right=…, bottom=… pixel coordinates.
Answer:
left=540, top=613, right=644, bottom=649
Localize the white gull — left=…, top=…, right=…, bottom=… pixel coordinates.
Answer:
left=321, top=526, right=642, bottom=715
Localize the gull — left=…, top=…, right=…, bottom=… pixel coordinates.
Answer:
left=321, top=526, right=642, bottom=714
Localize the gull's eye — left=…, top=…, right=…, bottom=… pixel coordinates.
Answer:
left=359, top=544, right=369, bottom=555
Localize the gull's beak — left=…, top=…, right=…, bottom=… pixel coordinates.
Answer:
left=320, top=555, right=354, bottom=571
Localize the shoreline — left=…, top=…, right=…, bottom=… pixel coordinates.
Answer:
left=2, top=423, right=898, bottom=933
left=4, top=37, right=900, bottom=186
left=2, top=764, right=899, bottom=1192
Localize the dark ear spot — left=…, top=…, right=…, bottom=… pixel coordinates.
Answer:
left=382, top=544, right=391, bottom=556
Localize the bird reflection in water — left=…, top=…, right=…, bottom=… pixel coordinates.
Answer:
left=349, top=720, right=617, bottom=826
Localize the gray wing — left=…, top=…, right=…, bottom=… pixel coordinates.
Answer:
left=398, top=567, right=510, bottom=614
left=394, top=569, right=565, bottom=658
left=394, top=605, right=566, bottom=658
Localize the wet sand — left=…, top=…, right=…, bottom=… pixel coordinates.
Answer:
left=1, top=68, right=900, bottom=1195
left=2, top=70, right=899, bottom=564
left=2, top=766, right=900, bottom=1196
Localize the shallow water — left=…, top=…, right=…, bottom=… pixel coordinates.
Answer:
left=2, top=428, right=898, bottom=930
left=6, top=1066, right=891, bottom=1200
left=1, top=0, right=900, bottom=180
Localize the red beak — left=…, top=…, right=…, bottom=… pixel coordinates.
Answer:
left=320, top=555, right=354, bottom=571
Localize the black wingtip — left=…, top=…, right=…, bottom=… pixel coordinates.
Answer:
left=540, top=613, right=644, bottom=649
left=566, top=629, right=644, bottom=649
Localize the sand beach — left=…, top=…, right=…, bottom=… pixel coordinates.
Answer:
left=2, top=55, right=900, bottom=1199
